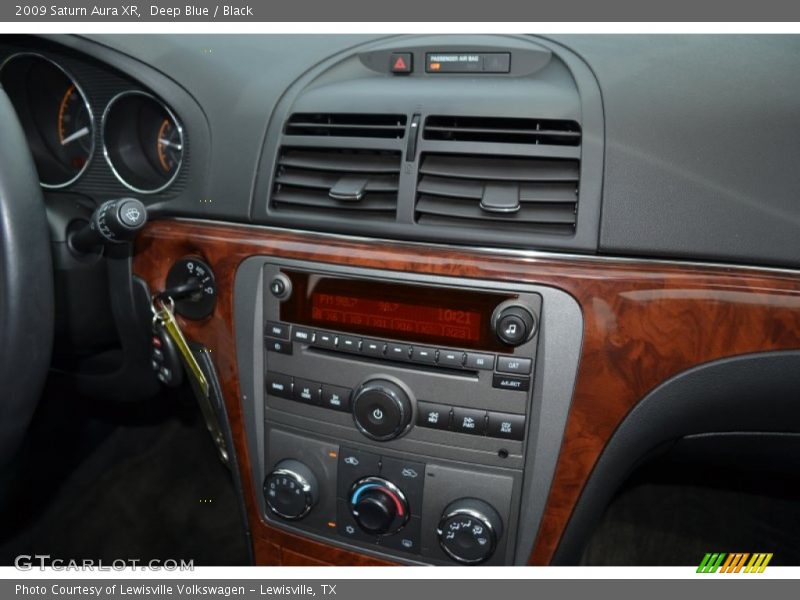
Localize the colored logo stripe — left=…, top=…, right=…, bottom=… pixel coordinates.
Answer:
left=697, top=553, right=773, bottom=573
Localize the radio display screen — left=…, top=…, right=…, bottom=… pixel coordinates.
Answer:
left=280, top=271, right=516, bottom=351
left=311, top=293, right=481, bottom=342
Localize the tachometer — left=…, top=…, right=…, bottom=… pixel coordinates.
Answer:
left=102, top=91, right=184, bottom=194
left=0, top=53, right=95, bottom=188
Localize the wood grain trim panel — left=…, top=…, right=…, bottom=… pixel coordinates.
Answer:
left=132, top=219, right=800, bottom=566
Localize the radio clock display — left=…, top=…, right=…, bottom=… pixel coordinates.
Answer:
left=279, top=270, right=516, bottom=351
left=311, top=293, right=481, bottom=342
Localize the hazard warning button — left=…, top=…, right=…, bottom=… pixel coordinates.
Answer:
left=390, top=52, right=413, bottom=74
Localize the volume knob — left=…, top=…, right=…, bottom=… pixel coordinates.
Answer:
left=352, top=379, right=412, bottom=441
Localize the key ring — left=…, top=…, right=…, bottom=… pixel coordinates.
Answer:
left=151, top=294, right=175, bottom=326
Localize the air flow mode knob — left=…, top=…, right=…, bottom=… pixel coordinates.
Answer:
left=437, top=498, right=503, bottom=564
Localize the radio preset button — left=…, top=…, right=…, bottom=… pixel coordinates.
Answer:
left=492, top=374, right=531, bottom=392
left=266, top=372, right=292, bottom=400
left=417, top=401, right=451, bottom=430
left=292, top=327, right=314, bottom=344
left=452, top=407, right=487, bottom=435
left=438, top=350, right=465, bottom=368
left=313, top=332, right=338, bottom=350
left=412, top=346, right=437, bottom=364
left=466, top=353, right=495, bottom=370
left=293, top=378, right=321, bottom=405
left=362, top=339, right=386, bottom=357
left=265, top=321, right=290, bottom=340
left=339, top=335, right=362, bottom=353
left=496, top=356, right=532, bottom=375
left=386, top=343, right=412, bottom=361
left=322, top=384, right=352, bottom=412
left=487, top=411, right=526, bottom=441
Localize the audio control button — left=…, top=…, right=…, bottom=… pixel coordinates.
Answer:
left=438, top=350, right=465, bottom=368
left=292, top=327, right=314, bottom=344
left=386, top=343, right=412, bottom=361
left=362, top=339, right=386, bottom=357
left=339, top=335, right=361, bottom=353
left=313, top=332, right=338, bottom=350
left=265, top=338, right=292, bottom=355
left=487, top=411, right=526, bottom=441
left=293, top=378, right=321, bottom=405
left=496, top=356, right=532, bottom=375
left=412, top=346, right=437, bottom=364
left=417, top=401, right=451, bottom=430
left=466, top=353, right=495, bottom=370
left=352, top=380, right=412, bottom=441
left=265, top=372, right=292, bottom=400
left=452, top=407, right=487, bottom=435
left=322, top=384, right=352, bottom=412
left=492, top=374, right=531, bottom=392
left=265, top=321, right=290, bottom=340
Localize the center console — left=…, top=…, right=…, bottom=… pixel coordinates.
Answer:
left=234, top=256, right=583, bottom=565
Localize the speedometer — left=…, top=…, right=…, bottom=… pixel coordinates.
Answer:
left=0, top=53, right=94, bottom=188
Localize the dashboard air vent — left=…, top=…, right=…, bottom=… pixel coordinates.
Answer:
left=285, top=113, right=407, bottom=139
left=415, top=154, right=578, bottom=234
left=272, top=147, right=401, bottom=220
left=424, top=116, right=581, bottom=146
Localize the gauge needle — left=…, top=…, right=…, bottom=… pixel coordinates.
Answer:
left=61, top=126, right=90, bottom=146
left=159, top=138, right=183, bottom=151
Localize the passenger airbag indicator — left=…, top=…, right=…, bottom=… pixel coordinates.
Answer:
left=425, top=52, right=511, bottom=73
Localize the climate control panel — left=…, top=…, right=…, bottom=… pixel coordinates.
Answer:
left=262, top=428, right=517, bottom=565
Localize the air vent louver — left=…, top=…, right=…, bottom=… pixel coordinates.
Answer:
left=415, top=154, right=579, bottom=234
left=424, top=115, right=581, bottom=146
left=272, top=148, right=401, bottom=220
left=285, top=113, right=407, bottom=139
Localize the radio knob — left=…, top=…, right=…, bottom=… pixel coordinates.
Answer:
left=492, top=304, right=536, bottom=346
left=349, top=477, right=409, bottom=535
left=352, top=379, right=412, bottom=441
left=263, top=459, right=319, bottom=520
left=437, top=498, right=503, bottom=564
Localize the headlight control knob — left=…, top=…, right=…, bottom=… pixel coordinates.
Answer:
left=263, top=459, right=319, bottom=520
left=437, top=498, right=503, bottom=564
left=349, top=476, right=409, bottom=535
left=352, top=379, right=412, bottom=441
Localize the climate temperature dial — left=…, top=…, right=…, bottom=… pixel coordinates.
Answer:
left=437, top=498, right=503, bottom=564
left=263, top=459, right=319, bottom=520
left=349, top=476, right=409, bottom=535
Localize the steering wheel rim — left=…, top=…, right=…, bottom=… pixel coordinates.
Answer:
left=0, top=87, right=54, bottom=465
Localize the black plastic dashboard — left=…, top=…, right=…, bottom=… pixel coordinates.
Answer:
left=2, top=33, right=799, bottom=268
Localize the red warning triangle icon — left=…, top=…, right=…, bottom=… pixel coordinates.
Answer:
left=393, top=56, right=407, bottom=70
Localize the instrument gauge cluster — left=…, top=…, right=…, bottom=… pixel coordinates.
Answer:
left=0, top=53, right=95, bottom=188
left=0, top=51, right=185, bottom=194
left=102, top=91, right=184, bottom=194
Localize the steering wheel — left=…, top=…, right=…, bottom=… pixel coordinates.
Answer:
left=0, top=88, right=54, bottom=465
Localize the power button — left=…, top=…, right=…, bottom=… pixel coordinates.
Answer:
left=352, top=379, right=412, bottom=441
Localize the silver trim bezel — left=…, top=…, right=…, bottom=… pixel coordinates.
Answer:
left=0, top=52, right=96, bottom=190
left=437, top=506, right=499, bottom=564
left=264, top=467, right=314, bottom=521
left=101, top=90, right=184, bottom=194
